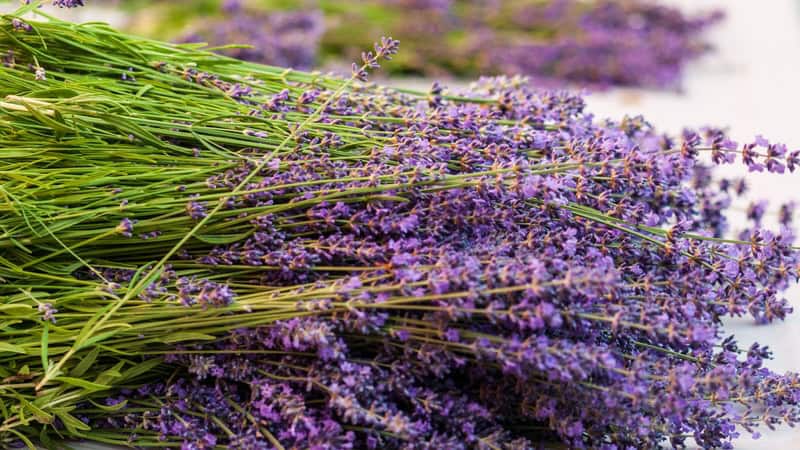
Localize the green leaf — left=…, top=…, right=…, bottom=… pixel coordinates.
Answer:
left=20, top=101, right=73, bottom=135
left=0, top=150, right=47, bottom=159
left=41, top=322, right=49, bottom=373
left=11, top=0, right=42, bottom=17
left=74, top=308, right=133, bottom=351
left=88, top=398, right=128, bottom=412
left=80, top=327, right=130, bottom=349
left=120, top=357, right=163, bottom=381
left=39, top=428, right=58, bottom=450
left=0, top=303, right=33, bottom=315
left=73, top=301, right=116, bottom=349
left=0, top=342, right=26, bottom=354
left=195, top=232, right=251, bottom=244
left=29, top=88, right=81, bottom=99
left=95, top=361, right=124, bottom=385
left=8, top=237, right=32, bottom=253
left=101, top=113, right=165, bottom=148
left=0, top=320, right=23, bottom=330
left=53, top=376, right=111, bottom=392
left=367, top=195, right=410, bottom=203
left=15, top=394, right=52, bottom=424
left=7, top=429, right=36, bottom=450
left=54, top=409, right=91, bottom=434
left=159, top=332, right=217, bottom=344
left=70, top=346, right=99, bottom=378
left=135, top=84, right=154, bottom=98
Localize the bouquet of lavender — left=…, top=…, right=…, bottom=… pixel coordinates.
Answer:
left=1, top=4, right=800, bottom=449
left=120, top=0, right=722, bottom=88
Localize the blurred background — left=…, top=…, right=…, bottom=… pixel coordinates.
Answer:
left=3, top=1, right=799, bottom=448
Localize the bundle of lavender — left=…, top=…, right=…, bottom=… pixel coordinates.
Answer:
left=120, top=0, right=721, bottom=89
left=1, top=4, right=800, bottom=449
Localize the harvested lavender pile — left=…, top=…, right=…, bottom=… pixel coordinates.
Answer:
left=130, top=0, right=721, bottom=88
left=1, top=5, right=800, bottom=450
left=177, top=5, right=324, bottom=70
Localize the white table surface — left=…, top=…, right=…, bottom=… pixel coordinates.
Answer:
left=4, top=1, right=800, bottom=448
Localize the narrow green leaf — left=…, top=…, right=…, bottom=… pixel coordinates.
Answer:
left=120, top=357, right=163, bottom=381
left=54, top=409, right=91, bottom=433
left=70, top=346, right=99, bottom=378
left=135, top=84, right=154, bottom=98
left=159, top=332, right=217, bottom=344
left=8, top=237, right=32, bottom=253
left=53, top=376, right=111, bottom=392
left=15, top=394, right=52, bottom=424
left=0, top=320, right=23, bottom=330
left=0, top=303, right=33, bottom=315
left=88, top=398, right=128, bottom=412
left=95, top=361, right=125, bottom=385
left=367, top=195, right=410, bottom=203
left=11, top=0, right=42, bottom=17
left=7, top=429, right=36, bottom=450
left=39, top=428, right=58, bottom=450
left=80, top=326, right=130, bottom=349
left=0, top=342, right=26, bottom=354
left=195, top=232, right=251, bottom=244
left=41, top=322, right=50, bottom=373
left=73, top=300, right=116, bottom=349
left=20, top=101, right=73, bottom=134
left=101, top=113, right=165, bottom=148
left=29, top=88, right=81, bottom=99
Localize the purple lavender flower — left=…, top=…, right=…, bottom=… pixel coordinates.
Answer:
left=37, top=303, right=57, bottom=323
left=177, top=277, right=235, bottom=309
left=11, top=18, right=31, bottom=32
left=52, top=0, right=85, bottom=7
left=33, top=66, right=46, bottom=81
left=186, top=199, right=207, bottom=220
left=116, top=218, right=134, bottom=237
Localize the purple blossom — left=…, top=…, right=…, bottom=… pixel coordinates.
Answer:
left=11, top=18, right=31, bottom=32
left=33, top=66, right=45, bottom=81
left=176, top=277, right=235, bottom=309
left=52, top=0, right=85, bottom=7
left=186, top=199, right=207, bottom=220
left=38, top=303, right=57, bottom=323
left=116, top=218, right=135, bottom=237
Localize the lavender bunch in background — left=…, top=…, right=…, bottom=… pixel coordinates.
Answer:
left=139, top=0, right=722, bottom=88
left=178, top=1, right=324, bottom=70
left=29, top=0, right=722, bottom=87
left=476, top=1, right=724, bottom=88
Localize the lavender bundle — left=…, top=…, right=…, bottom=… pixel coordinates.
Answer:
left=177, top=6, right=324, bottom=70
left=122, top=0, right=721, bottom=88
left=1, top=5, right=800, bottom=449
